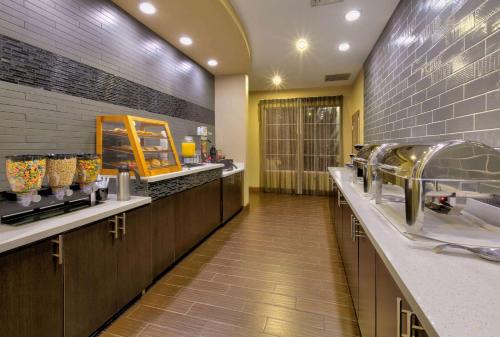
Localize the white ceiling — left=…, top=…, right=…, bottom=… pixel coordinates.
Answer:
left=230, top=0, right=400, bottom=91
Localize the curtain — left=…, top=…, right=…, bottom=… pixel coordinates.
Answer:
left=259, top=96, right=343, bottom=195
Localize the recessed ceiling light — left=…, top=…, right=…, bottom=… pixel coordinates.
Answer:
left=338, top=42, right=350, bottom=52
left=272, top=75, right=282, bottom=86
left=139, top=2, right=156, bottom=15
left=207, top=59, right=218, bottom=67
left=345, top=10, right=361, bottom=22
left=179, top=36, right=193, bottom=46
left=295, top=38, right=308, bottom=52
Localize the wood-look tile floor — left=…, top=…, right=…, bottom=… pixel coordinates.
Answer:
left=101, top=192, right=360, bottom=337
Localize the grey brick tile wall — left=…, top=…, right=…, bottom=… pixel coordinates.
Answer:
left=0, top=0, right=216, bottom=192
left=0, top=81, right=215, bottom=191
left=364, top=0, right=500, bottom=149
left=0, top=0, right=214, bottom=110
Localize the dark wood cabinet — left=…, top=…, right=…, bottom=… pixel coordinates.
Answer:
left=0, top=176, right=225, bottom=337
left=331, top=179, right=431, bottom=337
left=0, top=238, right=64, bottom=337
left=64, top=206, right=153, bottom=337
left=116, top=205, right=153, bottom=309
left=358, top=231, right=376, bottom=337
left=222, top=172, right=243, bottom=223
left=64, top=218, right=119, bottom=337
left=151, top=194, right=177, bottom=277
left=175, top=179, right=221, bottom=260
left=342, top=203, right=359, bottom=314
left=334, top=188, right=344, bottom=252
left=376, top=255, right=429, bottom=337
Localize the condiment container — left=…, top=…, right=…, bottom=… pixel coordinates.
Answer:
left=5, top=155, right=47, bottom=206
left=46, top=154, right=77, bottom=200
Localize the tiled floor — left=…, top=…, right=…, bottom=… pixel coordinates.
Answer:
left=101, top=192, right=360, bottom=337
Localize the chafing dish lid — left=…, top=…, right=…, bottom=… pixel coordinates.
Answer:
left=353, top=144, right=379, bottom=163
left=378, top=140, right=500, bottom=181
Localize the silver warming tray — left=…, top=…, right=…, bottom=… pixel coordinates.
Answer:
left=374, top=140, right=500, bottom=233
left=351, top=144, right=379, bottom=190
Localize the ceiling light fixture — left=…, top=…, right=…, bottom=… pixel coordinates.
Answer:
left=207, top=59, right=218, bottom=67
left=338, top=42, right=350, bottom=52
left=139, top=2, right=156, bottom=15
left=345, top=10, right=361, bottom=22
left=272, top=74, right=282, bottom=86
left=295, top=38, right=308, bottom=52
left=179, top=36, right=193, bottom=46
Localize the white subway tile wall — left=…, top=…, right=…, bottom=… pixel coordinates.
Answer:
left=364, top=0, right=500, bottom=149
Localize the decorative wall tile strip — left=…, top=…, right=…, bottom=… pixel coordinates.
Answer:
left=0, top=0, right=213, bottom=110
left=132, top=169, right=223, bottom=201
left=0, top=34, right=215, bottom=125
left=364, top=0, right=500, bottom=148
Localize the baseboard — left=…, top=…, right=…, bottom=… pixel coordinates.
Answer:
left=249, top=187, right=262, bottom=193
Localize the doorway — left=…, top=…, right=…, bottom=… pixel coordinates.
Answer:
left=259, top=96, right=343, bottom=195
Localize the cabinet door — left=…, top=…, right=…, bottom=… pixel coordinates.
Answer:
left=375, top=255, right=414, bottom=337
left=334, top=189, right=343, bottom=251
left=222, top=173, right=243, bottom=223
left=151, top=195, right=177, bottom=277
left=117, top=205, right=153, bottom=309
left=376, top=256, right=430, bottom=337
left=342, top=204, right=359, bottom=314
left=358, top=232, right=376, bottom=337
left=199, top=179, right=222, bottom=238
left=64, top=219, right=118, bottom=337
left=0, top=239, right=63, bottom=337
left=175, top=180, right=221, bottom=259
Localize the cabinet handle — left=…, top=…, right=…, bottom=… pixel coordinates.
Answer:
left=350, top=214, right=354, bottom=241
left=51, top=235, right=63, bottom=265
left=109, top=215, right=119, bottom=239
left=117, top=213, right=126, bottom=237
left=338, top=191, right=347, bottom=207
left=353, top=218, right=366, bottom=239
left=397, top=297, right=412, bottom=337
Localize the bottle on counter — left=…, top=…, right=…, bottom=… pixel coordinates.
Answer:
left=116, top=165, right=130, bottom=201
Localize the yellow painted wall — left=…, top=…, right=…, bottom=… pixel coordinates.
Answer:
left=247, top=79, right=364, bottom=188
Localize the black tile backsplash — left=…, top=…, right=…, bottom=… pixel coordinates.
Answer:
left=364, top=0, right=500, bottom=147
left=0, top=34, right=214, bottom=125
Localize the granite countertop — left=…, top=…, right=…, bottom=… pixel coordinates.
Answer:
left=0, top=195, right=151, bottom=254
left=329, top=167, right=500, bottom=337
left=139, top=163, right=225, bottom=183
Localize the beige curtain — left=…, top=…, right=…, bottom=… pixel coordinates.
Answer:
left=259, top=96, right=342, bottom=195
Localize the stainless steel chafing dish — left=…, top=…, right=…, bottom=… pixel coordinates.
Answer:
left=351, top=144, right=379, bottom=189
left=374, top=140, right=500, bottom=233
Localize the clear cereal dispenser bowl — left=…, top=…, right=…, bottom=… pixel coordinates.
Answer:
left=46, top=154, right=77, bottom=200
left=5, top=155, right=47, bottom=207
left=76, top=153, right=101, bottom=194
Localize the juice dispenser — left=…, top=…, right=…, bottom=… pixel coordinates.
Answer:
left=181, top=136, right=196, bottom=164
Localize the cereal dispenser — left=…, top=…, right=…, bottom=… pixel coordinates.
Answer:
left=46, top=154, right=77, bottom=200
left=5, top=155, right=47, bottom=207
left=76, top=153, right=101, bottom=194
